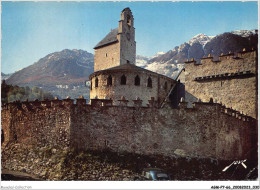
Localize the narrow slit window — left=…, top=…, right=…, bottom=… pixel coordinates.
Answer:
left=95, top=77, right=99, bottom=87
left=107, top=75, right=112, bottom=86
left=135, top=75, right=140, bottom=86
left=121, top=75, right=126, bottom=85
left=147, top=77, right=152, bottom=88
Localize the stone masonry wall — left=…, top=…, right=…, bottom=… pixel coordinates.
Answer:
left=89, top=71, right=175, bottom=107
left=2, top=98, right=256, bottom=161
left=185, top=50, right=257, bottom=118
left=94, top=42, right=120, bottom=72
left=118, top=8, right=136, bottom=66
left=1, top=100, right=72, bottom=149
left=70, top=100, right=256, bottom=160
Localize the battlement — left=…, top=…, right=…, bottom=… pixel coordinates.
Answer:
left=178, top=97, right=255, bottom=123
left=2, top=95, right=162, bottom=111
left=2, top=93, right=257, bottom=160
left=184, top=47, right=257, bottom=118
left=193, top=70, right=255, bottom=82
left=185, top=48, right=256, bottom=66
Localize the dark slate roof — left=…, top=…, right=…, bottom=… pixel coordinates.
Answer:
left=89, top=63, right=175, bottom=82
left=94, top=28, right=119, bottom=49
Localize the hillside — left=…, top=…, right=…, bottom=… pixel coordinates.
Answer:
left=6, top=49, right=94, bottom=99
left=6, top=49, right=93, bottom=86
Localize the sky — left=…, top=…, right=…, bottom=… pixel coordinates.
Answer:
left=1, top=1, right=258, bottom=74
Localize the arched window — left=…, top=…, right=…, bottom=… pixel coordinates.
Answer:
left=95, top=77, right=98, bottom=87
left=135, top=75, right=140, bottom=86
left=107, top=75, right=112, bottom=86
left=164, top=81, right=168, bottom=91
left=147, top=77, right=152, bottom=88
left=121, top=75, right=126, bottom=85
left=127, top=15, right=131, bottom=26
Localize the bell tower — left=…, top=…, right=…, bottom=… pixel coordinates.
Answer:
left=93, top=8, right=136, bottom=72
left=118, top=8, right=136, bottom=66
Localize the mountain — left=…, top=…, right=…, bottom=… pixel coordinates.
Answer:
left=5, top=30, right=257, bottom=98
left=6, top=49, right=94, bottom=86
left=143, top=29, right=258, bottom=79
left=1, top=72, right=13, bottom=81
left=136, top=55, right=151, bottom=68
left=6, top=49, right=94, bottom=99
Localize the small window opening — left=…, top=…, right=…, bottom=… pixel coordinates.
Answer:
left=135, top=75, right=140, bottom=86
left=95, top=77, right=99, bottom=87
left=107, top=75, right=112, bottom=86
left=90, top=81, right=92, bottom=90
left=1, top=129, right=4, bottom=143
left=127, top=15, right=131, bottom=26
left=127, top=60, right=130, bottom=64
left=105, top=53, right=108, bottom=57
left=147, top=77, right=152, bottom=88
left=121, top=75, right=126, bottom=85
left=14, top=134, right=17, bottom=141
left=164, top=81, right=168, bottom=91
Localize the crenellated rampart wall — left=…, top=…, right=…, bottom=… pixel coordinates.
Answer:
left=185, top=49, right=257, bottom=118
left=1, top=96, right=257, bottom=160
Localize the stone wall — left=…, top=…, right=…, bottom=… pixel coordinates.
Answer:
left=185, top=50, right=257, bottom=118
left=89, top=70, right=175, bottom=107
left=118, top=8, right=136, bottom=66
left=94, top=42, right=120, bottom=72
left=1, top=100, right=72, bottom=148
left=2, top=98, right=257, bottom=161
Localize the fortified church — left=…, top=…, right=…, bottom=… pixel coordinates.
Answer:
left=1, top=8, right=258, bottom=162
left=90, top=8, right=175, bottom=107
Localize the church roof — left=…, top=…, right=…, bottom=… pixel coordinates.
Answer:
left=89, top=63, right=175, bottom=81
left=94, top=28, right=119, bottom=49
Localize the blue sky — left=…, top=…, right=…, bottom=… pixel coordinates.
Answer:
left=1, top=1, right=258, bottom=74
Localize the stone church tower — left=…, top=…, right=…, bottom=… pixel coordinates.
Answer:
left=94, top=8, right=136, bottom=72
left=90, top=8, right=176, bottom=107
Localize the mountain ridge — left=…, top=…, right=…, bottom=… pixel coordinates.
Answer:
left=4, top=29, right=257, bottom=98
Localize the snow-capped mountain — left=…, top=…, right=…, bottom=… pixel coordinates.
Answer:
left=152, top=52, right=165, bottom=58
left=231, top=29, right=258, bottom=38
left=144, top=29, right=257, bottom=79
left=136, top=55, right=151, bottom=68
left=188, top=33, right=215, bottom=47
